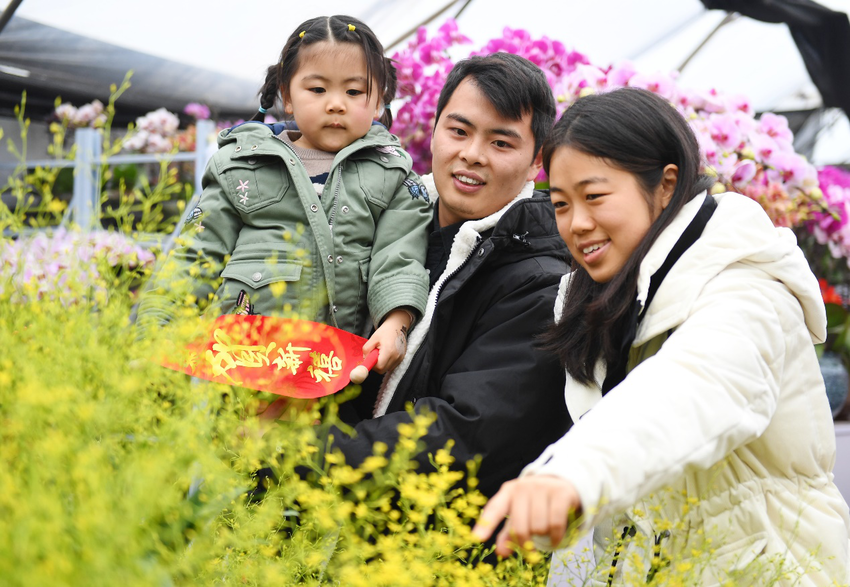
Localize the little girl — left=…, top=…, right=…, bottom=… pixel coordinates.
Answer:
left=139, top=15, right=431, bottom=375
left=473, top=89, right=850, bottom=585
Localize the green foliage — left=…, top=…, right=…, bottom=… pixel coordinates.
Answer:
left=1, top=75, right=190, bottom=239
left=2, top=93, right=67, bottom=231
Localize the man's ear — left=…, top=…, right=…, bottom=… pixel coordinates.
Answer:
left=658, top=164, right=678, bottom=210
left=526, top=150, right=544, bottom=182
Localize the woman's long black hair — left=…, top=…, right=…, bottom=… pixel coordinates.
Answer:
left=251, top=15, right=397, bottom=128
left=540, top=88, right=715, bottom=385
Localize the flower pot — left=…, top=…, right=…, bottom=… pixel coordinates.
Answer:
left=819, top=351, right=849, bottom=418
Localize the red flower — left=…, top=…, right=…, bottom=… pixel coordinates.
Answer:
left=820, top=279, right=843, bottom=305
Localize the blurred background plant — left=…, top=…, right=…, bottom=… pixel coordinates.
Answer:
left=121, top=106, right=180, bottom=154
left=48, top=95, right=215, bottom=205
left=54, top=98, right=108, bottom=129
left=817, top=277, right=850, bottom=417
left=0, top=79, right=191, bottom=312
left=799, top=165, right=850, bottom=280
left=0, top=226, right=155, bottom=304
left=794, top=165, right=850, bottom=417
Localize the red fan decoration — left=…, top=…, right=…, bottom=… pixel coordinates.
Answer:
left=162, top=315, right=378, bottom=399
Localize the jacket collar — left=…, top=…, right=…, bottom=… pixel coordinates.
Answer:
left=218, top=121, right=404, bottom=165
left=419, top=173, right=535, bottom=243
left=223, top=119, right=387, bottom=138
left=636, top=191, right=709, bottom=310
left=373, top=175, right=536, bottom=417
left=635, top=191, right=826, bottom=346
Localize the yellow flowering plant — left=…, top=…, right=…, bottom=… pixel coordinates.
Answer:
left=0, top=282, right=551, bottom=585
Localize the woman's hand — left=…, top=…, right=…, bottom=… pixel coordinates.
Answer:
left=472, top=475, right=582, bottom=557
left=363, top=309, right=412, bottom=373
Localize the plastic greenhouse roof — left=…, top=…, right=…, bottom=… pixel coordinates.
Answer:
left=0, top=17, right=259, bottom=122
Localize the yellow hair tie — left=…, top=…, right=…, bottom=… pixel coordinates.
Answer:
left=299, top=30, right=306, bottom=38
left=348, top=24, right=356, bottom=31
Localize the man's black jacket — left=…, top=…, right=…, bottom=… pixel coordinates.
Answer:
left=330, top=192, right=572, bottom=498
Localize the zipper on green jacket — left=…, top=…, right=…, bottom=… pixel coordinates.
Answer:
left=269, top=132, right=339, bottom=326
left=327, top=162, right=344, bottom=232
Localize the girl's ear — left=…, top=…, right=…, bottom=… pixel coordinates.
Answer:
left=659, top=164, right=678, bottom=210
left=282, top=87, right=293, bottom=115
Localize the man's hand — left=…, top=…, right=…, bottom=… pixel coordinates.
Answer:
left=363, top=308, right=412, bottom=374
left=472, top=475, right=581, bottom=557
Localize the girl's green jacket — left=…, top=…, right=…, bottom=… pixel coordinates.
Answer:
left=137, top=121, right=431, bottom=337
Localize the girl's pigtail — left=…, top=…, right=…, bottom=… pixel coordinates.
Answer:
left=379, top=57, right=398, bottom=128
left=251, top=65, right=279, bottom=122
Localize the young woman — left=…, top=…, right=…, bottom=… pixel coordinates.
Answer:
left=473, top=88, right=850, bottom=585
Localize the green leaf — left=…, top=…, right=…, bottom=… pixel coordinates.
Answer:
left=825, top=303, right=847, bottom=329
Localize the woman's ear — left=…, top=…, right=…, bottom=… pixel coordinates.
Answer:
left=659, top=164, right=679, bottom=210
left=526, top=150, right=544, bottom=182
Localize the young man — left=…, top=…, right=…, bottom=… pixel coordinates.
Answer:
left=331, top=52, right=571, bottom=498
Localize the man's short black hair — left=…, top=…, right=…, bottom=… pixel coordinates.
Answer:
left=434, top=52, right=557, bottom=158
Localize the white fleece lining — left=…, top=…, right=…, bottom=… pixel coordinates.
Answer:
left=373, top=174, right=535, bottom=417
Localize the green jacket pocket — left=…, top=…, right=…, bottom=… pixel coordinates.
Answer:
left=222, top=157, right=289, bottom=213
left=221, top=259, right=302, bottom=289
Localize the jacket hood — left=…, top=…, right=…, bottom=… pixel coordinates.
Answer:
left=636, top=191, right=826, bottom=346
